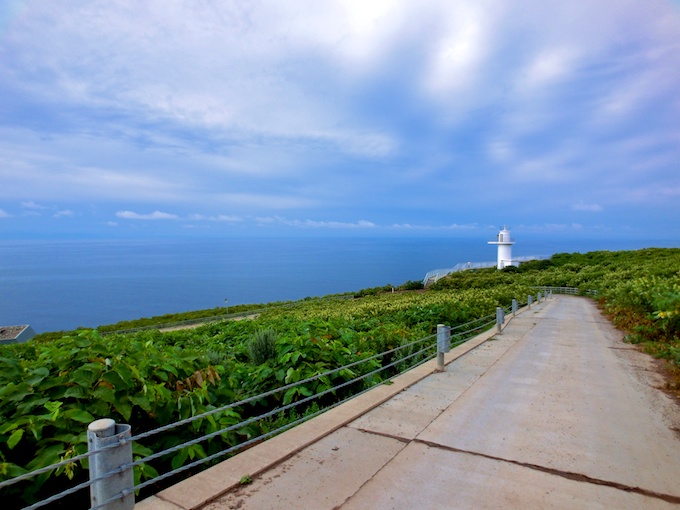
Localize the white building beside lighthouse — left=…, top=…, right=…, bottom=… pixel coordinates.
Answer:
left=488, top=226, right=518, bottom=269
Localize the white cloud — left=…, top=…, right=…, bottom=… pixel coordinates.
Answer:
left=0, top=1, right=678, bottom=237
left=214, top=193, right=319, bottom=210
left=6, top=1, right=399, bottom=162
left=21, top=200, right=46, bottom=210
left=54, top=209, right=75, bottom=218
left=256, top=216, right=376, bottom=229
left=0, top=209, right=10, bottom=218
left=424, top=9, right=487, bottom=96
left=571, top=202, right=603, bottom=212
left=660, top=186, right=680, bottom=197
left=116, top=210, right=179, bottom=220
left=487, top=140, right=515, bottom=163
left=391, top=222, right=479, bottom=230
left=188, top=214, right=243, bottom=223
left=518, top=48, right=578, bottom=91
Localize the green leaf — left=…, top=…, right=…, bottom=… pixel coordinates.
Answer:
left=51, top=433, right=80, bottom=443
left=132, top=442, right=154, bottom=457
left=25, top=374, right=48, bottom=387
left=93, top=385, right=116, bottom=404
left=113, top=363, right=134, bottom=382
left=0, top=418, right=30, bottom=435
left=63, top=409, right=95, bottom=424
left=74, top=337, right=92, bottom=348
left=128, top=395, right=151, bottom=412
left=26, top=444, right=65, bottom=471
left=282, top=387, right=298, bottom=406
left=4, top=389, right=33, bottom=403
left=31, top=367, right=50, bottom=377
left=0, top=357, right=23, bottom=380
left=64, top=386, right=86, bottom=399
left=284, top=367, right=300, bottom=384
left=161, top=363, right=178, bottom=377
left=134, top=462, right=159, bottom=487
left=114, top=400, right=133, bottom=422
left=187, top=443, right=206, bottom=460
left=171, top=449, right=189, bottom=471
left=101, top=370, right=127, bottom=390
left=44, top=401, right=63, bottom=421
left=44, top=401, right=62, bottom=413
left=298, top=386, right=313, bottom=397
left=7, top=429, right=24, bottom=450
left=0, top=462, right=28, bottom=479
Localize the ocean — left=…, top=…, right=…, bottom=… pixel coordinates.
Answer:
left=1, top=236, right=677, bottom=333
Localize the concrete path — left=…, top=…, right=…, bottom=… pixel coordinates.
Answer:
left=140, top=296, right=680, bottom=509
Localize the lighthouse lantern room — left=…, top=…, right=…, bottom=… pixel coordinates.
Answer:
left=488, top=226, right=518, bottom=269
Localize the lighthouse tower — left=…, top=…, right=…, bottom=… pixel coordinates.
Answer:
left=488, top=226, right=517, bottom=269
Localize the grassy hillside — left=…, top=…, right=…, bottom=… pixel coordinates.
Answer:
left=0, top=247, right=678, bottom=507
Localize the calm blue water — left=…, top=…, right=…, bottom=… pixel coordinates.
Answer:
left=0, top=236, right=677, bottom=332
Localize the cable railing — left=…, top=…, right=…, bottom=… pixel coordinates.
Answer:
left=534, top=286, right=599, bottom=297
left=422, top=262, right=497, bottom=285
left=1, top=293, right=552, bottom=509
left=423, top=256, right=546, bottom=285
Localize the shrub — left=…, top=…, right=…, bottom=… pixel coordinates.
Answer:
left=248, top=328, right=278, bottom=364
left=398, top=280, right=425, bottom=291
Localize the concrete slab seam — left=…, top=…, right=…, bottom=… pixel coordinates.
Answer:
left=349, top=427, right=416, bottom=445
left=331, top=436, right=412, bottom=510
left=412, top=438, right=680, bottom=504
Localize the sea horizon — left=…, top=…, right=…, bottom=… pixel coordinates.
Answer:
left=1, top=235, right=678, bottom=333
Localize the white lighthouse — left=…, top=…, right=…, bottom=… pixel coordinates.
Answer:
left=488, top=226, right=517, bottom=269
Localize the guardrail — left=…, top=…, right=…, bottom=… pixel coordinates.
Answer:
left=0, top=293, right=551, bottom=509
left=534, top=286, right=598, bottom=297
left=423, top=256, right=546, bottom=285
left=423, top=262, right=497, bottom=285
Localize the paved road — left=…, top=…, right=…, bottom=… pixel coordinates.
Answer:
left=151, top=295, right=680, bottom=509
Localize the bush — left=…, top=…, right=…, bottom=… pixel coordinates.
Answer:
left=398, top=280, right=425, bottom=291
left=354, top=284, right=394, bottom=298
left=248, top=328, right=278, bottom=364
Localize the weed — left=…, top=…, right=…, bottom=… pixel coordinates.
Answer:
left=248, top=328, right=278, bottom=364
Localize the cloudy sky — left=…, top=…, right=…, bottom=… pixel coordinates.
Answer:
left=1, top=0, right=679, bottom=240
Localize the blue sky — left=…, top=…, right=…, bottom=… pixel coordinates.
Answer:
left=1, top=0, right=679, bottom=240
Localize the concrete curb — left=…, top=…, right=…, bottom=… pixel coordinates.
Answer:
left=137, top=301, right=545, bottom=510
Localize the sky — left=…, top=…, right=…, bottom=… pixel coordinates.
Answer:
left=0, top=0, right=679, bottom=241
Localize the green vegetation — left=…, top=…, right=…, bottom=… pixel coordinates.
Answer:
left=0, top=247, right=678, bottom=507
left=32, top=302, right=283, bottom=342
left=248, top=328, right=278, bottom=365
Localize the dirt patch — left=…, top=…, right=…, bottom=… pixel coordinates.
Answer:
left=650, top=356, right=680, bottom=405
left=604, top=326, right=680, bottom=439
left=595, top=303, right=680, bottom=436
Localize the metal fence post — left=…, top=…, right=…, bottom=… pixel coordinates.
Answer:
left=537, top=292, right=542, bottom=303
left=528, top=295, right=533, bottom=309
left=88, top=419, right=134, bottom=510
left=496, top=307, right=504, bottom=334
left=512, top=299, right=517, bottom=317
left=437, top=324, right=450, bottom=372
